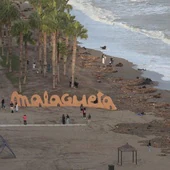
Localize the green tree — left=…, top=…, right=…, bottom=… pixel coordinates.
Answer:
left=61, top=13, right=75, bottom=75
left=43, top=0, right=72, bottom=87
left=29, top=11, right=43, bottom=74
left=0, top=0, right=20, bottom=72
left=70, top=21, right=88, bottom=88
left=23, top=31, right=35, bottom=84
left=11, top=19, right=30, bottom=92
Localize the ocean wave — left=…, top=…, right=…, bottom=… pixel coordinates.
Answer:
left=115, top=22, right=170, bottom=44
left=68, top=0, right=118, bottom=25
left=130, top=0, right=147, bottom=2
left=69, top=0, right=170, bottom=45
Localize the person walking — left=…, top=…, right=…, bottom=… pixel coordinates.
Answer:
left=66, top=114, right=70, bottom=124
left=80, top=104, right=83, bottom=112
left=10, top=101, right=14, bottom=113
left=83, top=108, right=86, bottom=118
left=148, top=140, right=151, bottom=152
left=101, top=54, right=106, bottom=65
left=109, top=57, right=114, bottom=66
left=32, top=62, right=36, bottom=70
left=23, top=115, right=27, bottom=125
left=62, top=114, right=66, bottom=124
left=1, top=98, right=5, bottom=109
left=15, top=102, right=19, bottom=112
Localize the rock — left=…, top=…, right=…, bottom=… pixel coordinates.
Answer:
left=140, top=78, right=153, bottom=85
left=153, top=93, right=161, bottom=98
left=116, top=62, right=123, bottom=67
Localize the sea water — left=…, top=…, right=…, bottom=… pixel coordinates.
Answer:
left=69, top=0, right=170, bottom=90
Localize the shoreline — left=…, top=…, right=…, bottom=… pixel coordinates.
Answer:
left=72, top=7, right=170, bottom=90
left=82, top=46, right=170, bottom=91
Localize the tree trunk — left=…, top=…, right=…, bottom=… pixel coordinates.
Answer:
left=55, top=31, right=59, bottom=86
left=64, top=62, right=66, bottom=76
left=8, top=25, right=12, bottom=72
left=71, top=36, right=77, bottom=88
left=6, top=26, right=9, bottom=65
left=38, top=31, right=42, bottom=73
left=1, top=30, right=4, bottom=56
left=63, top=55, right=67, bottom=76
left=19, top=32, right=23, bottom=76
left=19, top=77, right=22, bottom=93
left=18, top=32, right=23, bottom=91
left=6, top=50, right=9, bottom=65
left=57, top=36, right=60, bottom=83
left=57, top=64, right=60, bottom=83
left=51, top=32, right=56, bottom=89
left=43, top=32, right=47, bottom=77
left=23, top=42, right=28, bottom=84
left=65, top=35, right=69, bottom=48
left=58, top=36, right=61, bottom=62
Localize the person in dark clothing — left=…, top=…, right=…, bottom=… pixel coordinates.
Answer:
left=62, top=114, right=66, bottom=124
left=1, top=98, right=5, bottom=109
left=10, top=101, right=14, bottom=113
left=83, top=108, right=86, bottom=118
left=80, top=104, right=83, bottom=112
left=109, top=57, right=114, bottom=65
left=148, top=140, right=151, bottom=152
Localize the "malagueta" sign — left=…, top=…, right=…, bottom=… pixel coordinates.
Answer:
left=11, top=91, right=117, bottom=110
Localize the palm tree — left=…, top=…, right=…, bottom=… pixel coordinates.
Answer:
left=23, top=31, right=35, bottom=84
left=58, top=41, right=67, bottom=75
left=11, top=19, right=30, bottom=92
left=70, top=21, right=88, bottom=88
left=64, top=14, right=75, bottom=48
left=0, top=24, right=4, bottom=56
left=29, top=11, right=43, bottom=74
left=29, top=0, right=56, bottom=77
left=43, top=0, right=72, bottom=87
left=41, top=15, right=55, bottom=77
left=61, top=13, right=75, bottom=76
left=0, top=0, right=20, bottom=72
left=51, top=31, right=56, bottom=88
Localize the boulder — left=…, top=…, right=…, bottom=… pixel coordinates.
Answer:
left=116, top=62, right=123, bottom=67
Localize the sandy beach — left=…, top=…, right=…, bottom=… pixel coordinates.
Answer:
left=1, top=42, right=170, bottom=170
left=0, top=107, right=168, bottom=170
left=1, top=2, right=170, bottom=168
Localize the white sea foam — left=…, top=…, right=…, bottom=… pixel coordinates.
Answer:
left=130, top=0, right=146, bottom=2
left=69, top=0, right=170, bottom=83
left=68, top=0, right=117, bottom=25
left=115, top=22, right=170, bottom=44
left=69, top=0, right=170, bottom=45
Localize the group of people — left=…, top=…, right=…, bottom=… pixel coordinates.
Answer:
left=61, top=104, right=92, bottom=125
left=101, top=54, right=114, bottom=66
left=80, top=104, right=91, bottom=123
left=1, top=98, right=27, bottom=125
left=1, top=99, right=18, bottom=113
left=2, top=98, right=92, bottom=125
left=62, top=114, right=70, bottom=124
left=10, top=101, right=18, bottom=113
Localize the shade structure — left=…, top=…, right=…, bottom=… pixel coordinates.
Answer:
left=117, top=143, right=137, bottom=165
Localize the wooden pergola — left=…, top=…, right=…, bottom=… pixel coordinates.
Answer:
left=117, top=143, right=137, bottom=165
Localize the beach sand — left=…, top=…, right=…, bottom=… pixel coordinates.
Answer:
left=1, top=44, right=170, bottom=170
left=1, top=3, right=170, bottom=166
left=0, top=107, right=168, bottom=170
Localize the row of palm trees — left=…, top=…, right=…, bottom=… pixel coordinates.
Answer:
left=0, top=0, right=88, bottom=92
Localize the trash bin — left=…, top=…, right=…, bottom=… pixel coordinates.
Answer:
left=108, top=165, right=114, bottom=170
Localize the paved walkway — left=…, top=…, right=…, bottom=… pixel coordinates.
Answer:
left=0, top=124, right=87, bottom=127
